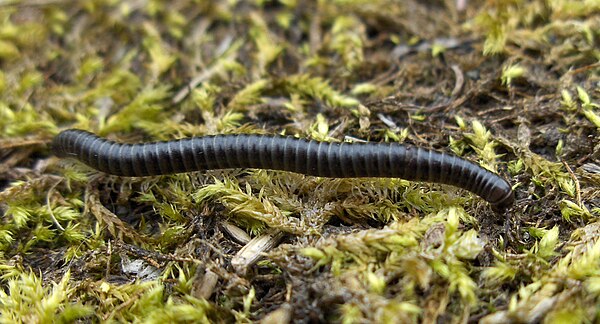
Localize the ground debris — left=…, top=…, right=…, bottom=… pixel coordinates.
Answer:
left=0, top=0, right=599, bottom=322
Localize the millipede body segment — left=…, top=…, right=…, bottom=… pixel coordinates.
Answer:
left=52, top=129, right=514, bottom=208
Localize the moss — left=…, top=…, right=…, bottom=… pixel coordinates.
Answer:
left=0, top=0, right=599, bottom=322
left=0, top=269, right=92, bottom=322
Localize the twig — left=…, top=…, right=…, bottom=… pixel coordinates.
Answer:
left=568, top=62, right=600, bottom=76
left=171, top=38, right=240, bottom=105
left=450, top=64, right=465, bottom=97
left=171, top=63, right=222, bottom=105
left=0, top=137, right=46, bottom=150
left=102, top=289, right=146, bottom=321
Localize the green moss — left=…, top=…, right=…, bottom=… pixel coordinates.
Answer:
left=0, top=0, right=599, bottom=322
left=0, top=269, right=92, bottom=323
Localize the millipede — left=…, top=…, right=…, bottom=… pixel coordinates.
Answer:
left=52, top=129, right=515, bottom=209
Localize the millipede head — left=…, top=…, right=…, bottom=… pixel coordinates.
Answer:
left=490, top=183, right=515, bottom=211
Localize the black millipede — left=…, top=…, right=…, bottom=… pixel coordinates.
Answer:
left=52, top=129, right=514, bottom=209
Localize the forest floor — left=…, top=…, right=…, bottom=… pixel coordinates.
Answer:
left=0, top=0, right=599, bottom=323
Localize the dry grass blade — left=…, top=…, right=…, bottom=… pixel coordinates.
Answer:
left=231, top=230, right=285, bottom=275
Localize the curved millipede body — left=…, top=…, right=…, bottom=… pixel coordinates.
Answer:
left=52, top=129, right=514, bottom=209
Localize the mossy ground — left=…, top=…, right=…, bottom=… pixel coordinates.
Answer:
left=0, top=0, right=599, bottom=323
